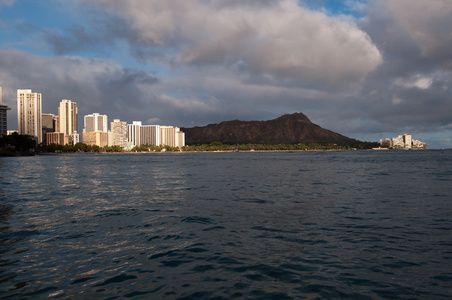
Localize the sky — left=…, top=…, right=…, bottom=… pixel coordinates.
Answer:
left=1, top=0, right=451, bottom=148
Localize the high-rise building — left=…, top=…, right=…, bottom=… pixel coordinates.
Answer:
left=404, top=134, right=412, bottom=149
left=71, top=132, right=80, bottom=145
left=42, top=113, right=56, bottom=132
left=17, top=89, right=42, bottom=143
left=160, top=126, right=185, bottom=147
left=177, top=129, right=185, bottom=148
left=84, top=113, right=108, bottom=133
left=58, top=100, right=78, bottom=145
left=127, top=121, right=142, bottom=148
left=111, top=119, right=127, bottom=148
left=380, top=134, right=426, bottom=149
left=0, top=87, right=11, bottom=136
left=46, top=132, right=65, bottom=145
left=141, top=125, right=160, bottom=146
left=42, top=113, right=56, bottom=145
left=83, top=131, right=108, bottom=147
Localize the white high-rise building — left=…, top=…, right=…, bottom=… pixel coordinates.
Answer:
left=404, top=134, right=412, bottom=149
left=111, top=119, right=127, bottom=148
left=17, top=89, right=42, bottom=143
left=58, top=99, right=78, bottom=145
left=141, top=125, right=160, bottom=146
left=58, top=100, right=77, bottom=135
left=127, top=121, right=142, bottom=148
left=160, top=126, right=185, bottom=148
left=0, top=87, right=11, bottom=136
left=84, top=113, right=108, bottom=133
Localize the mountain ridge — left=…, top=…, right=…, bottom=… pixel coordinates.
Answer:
left=181, top=112, right=358, bottom=145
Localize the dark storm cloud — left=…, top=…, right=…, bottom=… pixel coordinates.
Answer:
left=2, top=0, right=452, bottom=147
left=0, top=49, right=162, bottom=129
left=349, top=0, right=452, bottom=137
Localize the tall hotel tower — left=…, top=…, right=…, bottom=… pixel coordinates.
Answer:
left=127, top=121, right=142, bottom=148
left=111, top=119, right=127, bottom=148
left=83, top=113, right=108, bottom=147
left=84, top=113, right=108, bottom=133
left=58, top=99, right=78, bottom=145
left=0, top=87, right=11, bottom=136
left=17, top=89, right=42, bottom=143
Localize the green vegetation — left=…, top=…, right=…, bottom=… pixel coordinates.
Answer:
left=0, top=133, right=37, bottom=155
left=38, top=143, right=181, bottom=153
left=131, top=144, right=180, bottom=152
left=0, top=134, right=379, bottom=155
left=38, top=142, right=121, bottom=153
left=182, top=141, right=379, bottom=151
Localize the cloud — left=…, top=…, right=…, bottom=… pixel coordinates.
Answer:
left=75, top=0, right=382, bottom=88
left=0, top=49, right=163, bottom=128
left=393, top=75, right=433, bottom=90
left=348, top=0, right=452, bottom=139
left=2, top=0, right=452, bottom=148
left=380, top=0, right=452, bottom=63
left=0, top=0, right=14, bottom=10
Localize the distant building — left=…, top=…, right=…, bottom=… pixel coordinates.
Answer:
left=380, top=134, right=426, bottom=149
left=127, top=121, right=142, bottom=148
left=84, top=113, right=108, bottom=133
left=42, top=113, right=57, bottom=145
left=160, top=126, right=185, bottom=147
left=46, top=132, right=65, bottom=145
left=412, top=139, right=426, bottom=149
left=17, top=89, right=42, bottom=144
left=83, top=113, right=108, bottom=147
left=126, top=123, right=185, bottom=149
left=42, top=113, right=56, bottom=132
left=71, top=131, right=80, bottom=145
left=58, top=99, right=78, bottom=145
left=83, top=131, right=108, bottom=148
left=141, top=125, right=160, bottom=146
left=0, top=87, right=11, bottom=136
left=111, top=119, right=127, bottom=148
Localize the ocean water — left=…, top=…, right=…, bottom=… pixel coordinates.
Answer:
left=0, top=150, right=451, bottom=299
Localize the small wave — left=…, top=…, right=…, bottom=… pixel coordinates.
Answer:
left=93, top=273, right=138, bottom=287
left=182, top=216, right=214, bottom=224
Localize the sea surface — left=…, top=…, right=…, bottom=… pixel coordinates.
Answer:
left=0, top=150, right=451, bottom=299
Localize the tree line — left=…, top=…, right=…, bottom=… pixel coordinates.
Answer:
left=1, top=134, right=379, bottom=156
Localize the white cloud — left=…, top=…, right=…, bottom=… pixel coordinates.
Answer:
left=145, top=117, right=161, bottom=125
left=0, top=0, right=14, bottom=9
left=393, top=75, right=433, bottom=90
left=392, top=96, right=404, bottom=105
left=154, top=93, right=217, bottom=113
left=86, top=0, right=383, bottom=86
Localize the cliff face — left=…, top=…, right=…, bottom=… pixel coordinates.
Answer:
left=182, top=112, right=356, bottom=145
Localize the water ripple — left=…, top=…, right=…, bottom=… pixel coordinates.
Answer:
left=0, top=151, right=451, bottom=299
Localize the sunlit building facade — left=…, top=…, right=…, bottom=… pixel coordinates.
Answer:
left=84, top=113, right=108, bottom=133
left=83, top=131, right=108, bottom=148
left=58, top=99, right=78, bottom=145
left=160, top=126, right=185, bottom=147
left=17, top=89, right=42, bottom=143
left=111, top=119, right=127, bottom=148
left=380, top=134, right=426, bottom=149
left=127, top=121, right=142, bottom=148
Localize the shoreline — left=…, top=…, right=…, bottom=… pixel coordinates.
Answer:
left=31, top=148, right=435, bottom=156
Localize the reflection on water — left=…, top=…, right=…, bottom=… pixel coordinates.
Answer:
left=0, top=151, right=451, bottom=299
